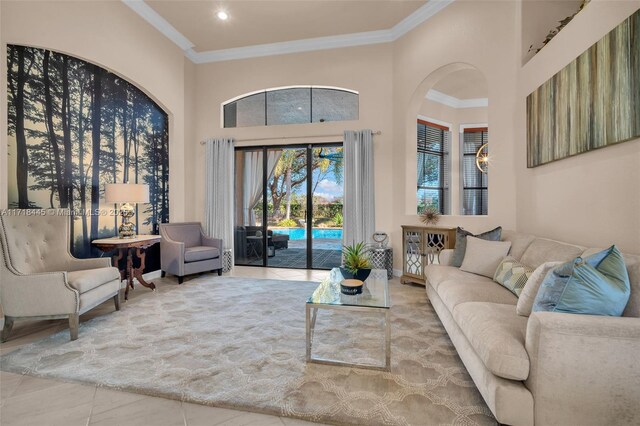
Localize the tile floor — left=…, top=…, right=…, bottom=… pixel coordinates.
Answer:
left=0, top=266, right=331, bottom=426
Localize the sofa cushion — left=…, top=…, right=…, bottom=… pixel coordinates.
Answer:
left=67, top=267, right=120, bottom=294
left=424, top=265, right=494, bottom=291
left=494, top=256, right=534, bottom=297
left=517, top=261, right=563, bottom=317
left=520, top=238, right=584, bottom=269
left=451, top=226, right=502, bottom=267
left=437, top=280, right=518, bottom=312
left=185, top=246, right=220, bottom=263
left=460, top=237, right=512, bottom=278
left=501, top=230, right=536, bottom=261
left=453, top=302, right=530, bottom=380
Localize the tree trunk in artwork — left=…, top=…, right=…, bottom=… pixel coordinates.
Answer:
left=77, top=78, right=89, bottom=255
left=133, top=112, right=140, bottom=231
left=121, top=91, right=130, bottom=182
left=90, top=66, right=103, bottom=247
left=125, top=90, right=136, bottom=184
left=111, top=105, right=118, bottom=230
left=47, top=147, right=55, bottom=208
left=151, top=128, right=158, bottom=227
left=12, top=47, right=30, bottom=208
left=43, top=50, right=67, bottom=208
left=161, top=125, right=168, bottom=224
left=61, top=56, right=75, bottom=250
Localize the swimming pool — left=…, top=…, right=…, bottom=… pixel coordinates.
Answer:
left=272, top=228, right=343, bottom=240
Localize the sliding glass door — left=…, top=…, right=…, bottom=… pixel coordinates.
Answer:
left=266, top=147, right=308, bottom=268
left=234, top=144, right=343, bottom=270
left=311, top=146, right=343, bottom=269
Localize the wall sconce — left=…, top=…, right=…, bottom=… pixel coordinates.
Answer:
left=475, top=143, right=489, bottom=173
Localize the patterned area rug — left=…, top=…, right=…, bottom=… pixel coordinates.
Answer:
left=0, top=276, right=496, bottom=426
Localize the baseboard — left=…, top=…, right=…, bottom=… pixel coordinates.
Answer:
left=393, top=269, right=402, bottom=277
left=143, top=270, right=162, bottom=281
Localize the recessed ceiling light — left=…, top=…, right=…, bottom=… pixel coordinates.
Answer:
left=217, top=11, right=228, bottom=21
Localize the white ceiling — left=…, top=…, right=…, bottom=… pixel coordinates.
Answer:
left=147, top=1, right=426, bottom=51
left=432, top=69, right=488, bottom=99
left=122, top=0, right=453, bottom=63
left=426, top=69, right=488, bottom=108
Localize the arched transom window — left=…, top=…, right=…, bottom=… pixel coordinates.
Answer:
left=222, top=86, right=359, bottom=128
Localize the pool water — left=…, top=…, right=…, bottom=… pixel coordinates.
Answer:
left=272, top=228, right=343, bottom=240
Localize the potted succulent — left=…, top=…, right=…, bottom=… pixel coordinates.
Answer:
left=340, top=241, right=372, bottom=282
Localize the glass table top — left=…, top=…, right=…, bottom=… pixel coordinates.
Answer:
left=307, top=268, right=390, bottom=309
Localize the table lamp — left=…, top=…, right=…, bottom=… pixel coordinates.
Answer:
left=105, top=183, right=149, bottom=238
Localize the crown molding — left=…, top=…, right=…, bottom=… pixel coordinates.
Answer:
left=426, top=89, right=488, bottom=109
left=390, top=0, right=453, bottom=39
left=193, top=29, right=393, bottom=64
left=122, top=0, right=194, bottom=51
left=122, top=0, right=453, bottom=63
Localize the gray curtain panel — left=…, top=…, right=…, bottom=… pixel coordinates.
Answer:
left=343, top=129, right=375, bottom=246
left=242, top=150, right=282, bottom=225
left=205, top=138, right=235, bottom=257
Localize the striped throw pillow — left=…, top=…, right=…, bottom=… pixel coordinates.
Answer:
left=494, top=256, right=534, bottom=297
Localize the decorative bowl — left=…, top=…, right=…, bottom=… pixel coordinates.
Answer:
left=340, top=279, right=364, bottom=295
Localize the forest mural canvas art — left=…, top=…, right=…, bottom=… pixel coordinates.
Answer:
left=527, top=9, right=640, bottom=167
left=6, top=45, right=169, bottom=262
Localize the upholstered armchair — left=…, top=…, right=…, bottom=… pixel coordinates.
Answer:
left=0, top=214, right=121, bottom=342
left=159, top=222, right=223, bottom=284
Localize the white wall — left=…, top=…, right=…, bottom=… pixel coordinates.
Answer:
left=391, top=0, right=520, bottom=265
left=521, top=0, right=585, bottom=65
left=188, top=44, right=395, bottom=239
left=516, top=0, right=640, bottom=253
left=0, top=0, right=189, bottom=221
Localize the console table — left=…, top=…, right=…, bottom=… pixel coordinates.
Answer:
left=400, top=225, right=456, bottom=286
left=92, top=235, right=161, bottom=300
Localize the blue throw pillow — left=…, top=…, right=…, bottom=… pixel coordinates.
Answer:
left=532, top=246, right=631, bottom=316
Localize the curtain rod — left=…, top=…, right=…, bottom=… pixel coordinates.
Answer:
left=200, top=130, right=382, bottom=145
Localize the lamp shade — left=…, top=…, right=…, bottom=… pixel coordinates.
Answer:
left=105, top=183, right=149, bottom=204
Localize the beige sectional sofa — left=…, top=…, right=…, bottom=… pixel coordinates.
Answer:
left=425, top=230, right=640, bottom=426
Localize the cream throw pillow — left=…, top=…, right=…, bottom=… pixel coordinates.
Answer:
left=459, top=237, right=512, bottom=278
left=516, top=261, right=563, bottom=317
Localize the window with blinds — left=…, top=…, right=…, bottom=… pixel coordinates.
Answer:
left=417, top=120, right=451, bottom=215
left=461, top=128, right=488, bottom=215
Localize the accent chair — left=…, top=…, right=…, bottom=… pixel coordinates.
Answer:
left=159, top=222, right=223, bottom=284
left=0, top=214, right=121, bottom=342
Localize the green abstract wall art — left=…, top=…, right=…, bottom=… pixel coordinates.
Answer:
left=527, top=9, right=640, bottom=168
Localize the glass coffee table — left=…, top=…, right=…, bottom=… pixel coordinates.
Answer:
left=306, top=268, right=391, bottom=371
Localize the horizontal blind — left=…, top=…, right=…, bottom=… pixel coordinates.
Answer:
left=417, top=121, right=451, bottom=214
left=462, top=128, right=488, bottom=215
